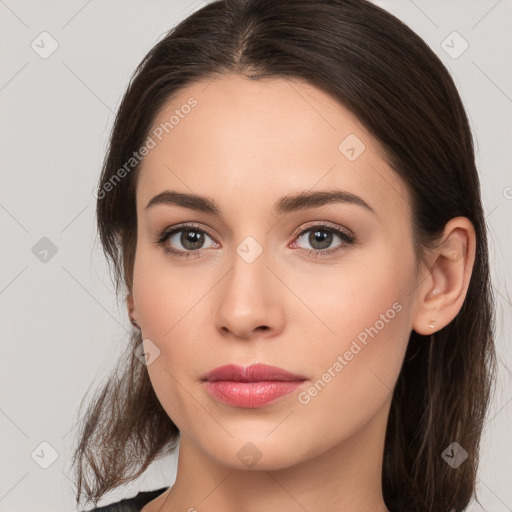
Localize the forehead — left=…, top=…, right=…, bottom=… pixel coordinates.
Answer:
left=136, top=74, right=411, bottom=223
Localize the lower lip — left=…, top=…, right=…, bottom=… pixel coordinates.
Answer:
left=204, top=380, right=306, bottom=408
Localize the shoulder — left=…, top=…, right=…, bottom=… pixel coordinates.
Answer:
left=81, top=487, right=170, bottom=512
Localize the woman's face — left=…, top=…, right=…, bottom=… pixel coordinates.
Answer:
left=129, top=74, right=423, bottom=469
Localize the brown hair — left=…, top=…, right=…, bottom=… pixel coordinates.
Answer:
left=71, top=1, right=497, bottom=510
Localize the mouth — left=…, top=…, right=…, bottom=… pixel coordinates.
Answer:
left=201, top=363, right=307, bottom=408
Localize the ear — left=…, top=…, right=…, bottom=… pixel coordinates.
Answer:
left=412, top=217, right=476, bottom=335
left=126, top=292, right=140, bottom=329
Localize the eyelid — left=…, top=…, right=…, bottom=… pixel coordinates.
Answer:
left=159, top=222, right=218, bottom=242
left=291, top=220, right=354, bottom=240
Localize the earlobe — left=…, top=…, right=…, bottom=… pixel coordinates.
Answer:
left=126, top=292, right=140, bottom=329
left=412, top=217, right=476, bottom=336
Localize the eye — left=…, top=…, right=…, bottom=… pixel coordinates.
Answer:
left=156, top=223, right=218, bottom=258
left=291, top=222, right=355, bottom=258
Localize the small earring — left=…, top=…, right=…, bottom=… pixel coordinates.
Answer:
left=429, top=319, right=436, bottom=329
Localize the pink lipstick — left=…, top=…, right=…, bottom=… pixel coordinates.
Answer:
left=201, top=363, right=307, bottom=408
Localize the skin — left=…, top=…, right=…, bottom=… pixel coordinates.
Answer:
left=125, top=74, right=476, bottom=512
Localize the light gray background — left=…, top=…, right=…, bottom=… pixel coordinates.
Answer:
left=0, top=0, right=511, bottom=510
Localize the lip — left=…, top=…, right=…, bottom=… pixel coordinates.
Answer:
left=201, top=363, right=306, bottom=382
left=201, top=363, right=307, bottom=408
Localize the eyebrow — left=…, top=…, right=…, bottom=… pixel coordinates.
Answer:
left=145, top=189, right=376, bottom=216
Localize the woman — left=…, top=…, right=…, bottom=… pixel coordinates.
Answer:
left=72, top=0, right=497, bottom=511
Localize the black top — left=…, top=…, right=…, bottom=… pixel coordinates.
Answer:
left=83, top=486, right=400, bottom=511
left=83, top=487, right=170, bottom=512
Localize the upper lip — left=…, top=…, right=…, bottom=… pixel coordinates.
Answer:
left=201, top=363, right=306, bottom=382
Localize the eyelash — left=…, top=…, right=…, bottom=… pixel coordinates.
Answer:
left=155, top=221, right=356, bottom=260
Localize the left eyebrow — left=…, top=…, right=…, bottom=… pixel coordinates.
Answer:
left=145, top=189, right=376, bottom=216
left=274, top=189, right=376, bottom=215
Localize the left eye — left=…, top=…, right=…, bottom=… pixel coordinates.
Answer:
left=293, top=225, right=354, bottom=253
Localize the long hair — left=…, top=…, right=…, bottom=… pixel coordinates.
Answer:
left=71, top=1, right=497, bottom=510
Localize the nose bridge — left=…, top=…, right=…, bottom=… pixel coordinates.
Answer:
left=227, top=233, right=272, bottom=304
left=214, top=231, right=284, bottom=338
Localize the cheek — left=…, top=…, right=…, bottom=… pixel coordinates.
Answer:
left=132, top=249, right=195, bottom=368
left=294, top=241, right=412, bottom=346
left=291, top=246, right=415, bottom=433
left=132, top=245, right=198, bottom=339
left=132, top=250, right=206, bottom=430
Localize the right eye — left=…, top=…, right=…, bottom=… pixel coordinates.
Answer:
left=156, top=223, right=219, bottom=258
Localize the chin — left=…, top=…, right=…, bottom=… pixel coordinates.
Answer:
left=196, top=431, right=310, bottom=471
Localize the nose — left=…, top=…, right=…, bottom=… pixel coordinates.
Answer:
left=214, top=247, right=285, bottom=341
